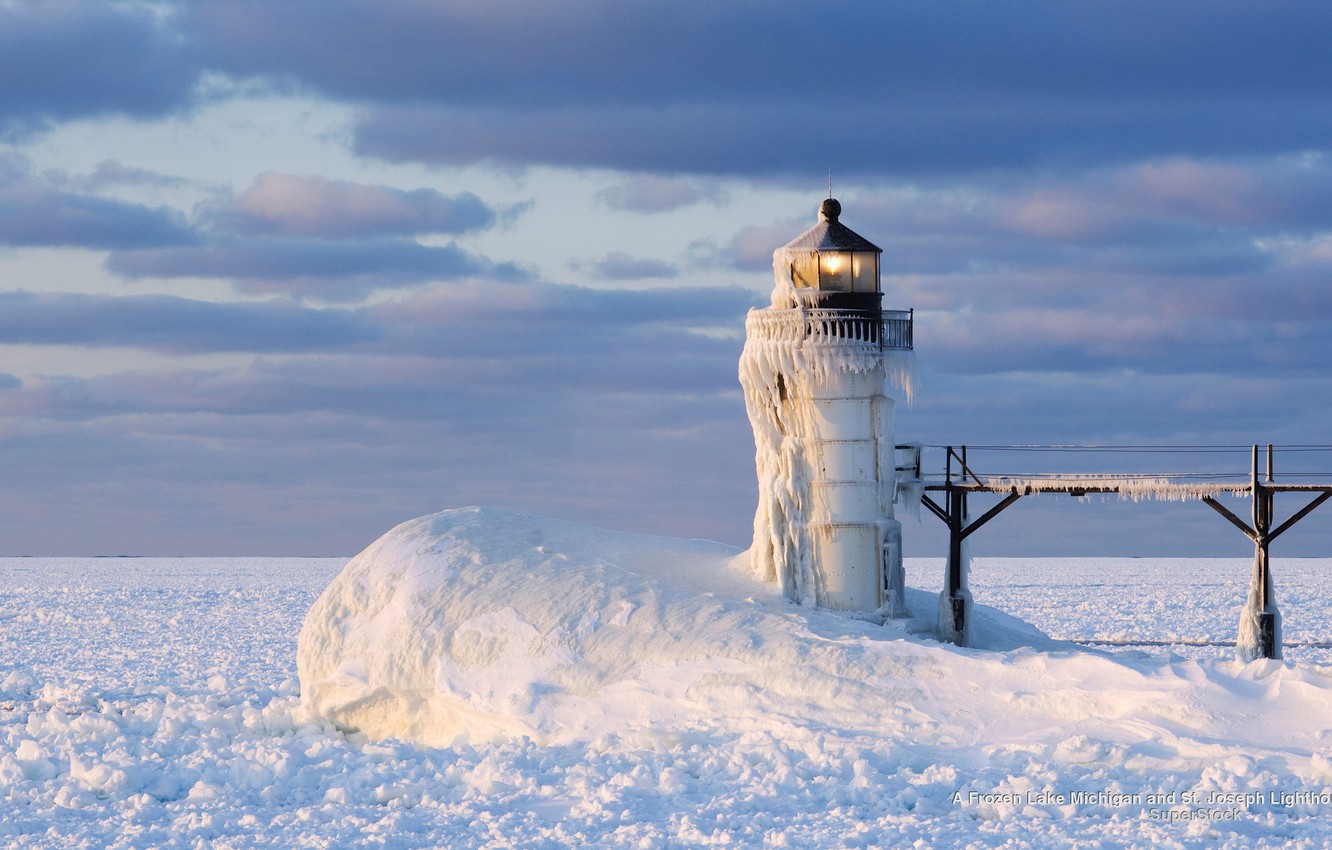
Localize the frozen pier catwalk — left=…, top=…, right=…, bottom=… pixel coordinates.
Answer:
left=899, top=443, right=1332, bottom=661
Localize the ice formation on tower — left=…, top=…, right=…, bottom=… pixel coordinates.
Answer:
left=738, top=199, right=914, bottom=615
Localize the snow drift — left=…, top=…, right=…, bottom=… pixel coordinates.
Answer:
left=298, top=507, right=1044, bottom=746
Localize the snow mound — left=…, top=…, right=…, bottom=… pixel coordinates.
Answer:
left=298, top=507, right=1049, bottom=746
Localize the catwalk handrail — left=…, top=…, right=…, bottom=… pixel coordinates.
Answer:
left=897, top=443, right=1332, bottom=498
left=744, top=307, right=913, bottom=349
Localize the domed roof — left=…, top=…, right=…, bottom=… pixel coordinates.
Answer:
left=779, top=198, right=882, bottom=254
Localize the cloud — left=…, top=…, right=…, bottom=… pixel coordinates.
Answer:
left=808, top=156, right=1332, bottom=309
left=0, top=155, right=530, bottom=302
left=0, top=159, right=524, bottom=301
left=0, top=280, right=762, bottom=552
left=106, top=237, right=526, bottom=301
left=369, top=284, right=759, bottom=396
left=0, top=167, right=195, bottom=250
left=0, top=164, right=519, bottom=301
left=0, top=291, right=379, bottom=354
left=684, top=218, right=812, bottom=276
left=8, top=295, right=1331, bottom=555
left=0, top=280, right=757, bottom=365
left=989, top=158, right=1332, bottom=241
left=7, top=263, right=1332, bottom=555
left=597, top=175, right=728, bottom=213
left=68, top=160, right=192, bottom=191
left=0, top=1, right=201, bottom=137
left=721, top=221, right=806, bottom=272
left=379, top=282, right=756, bottom=330
left=568, top=252, right=678, bottom=281
left=170, top=1, right=1332, bottom=177
left=0, top=357, right=759, bottom=555
left=204, top=172, right=498, bottom=238
left=181, top=1, right=1329, bottom=113
left=7, top=2, right=1330, bottom=181
left=689, top=155, right=1332, bottom=385
left=106, top=239, right=522, bottom=303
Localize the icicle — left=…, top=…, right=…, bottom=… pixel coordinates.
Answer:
left=883, top=350, right=916, bottom=405
left=977, top=475, right=1248, bottom=503
left=895, top=478, right=923, bottom=524
left=1236, top=550, right=1283, bottom=662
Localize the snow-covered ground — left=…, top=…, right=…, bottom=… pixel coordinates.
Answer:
left=5, top=510, right=1332, bottom=848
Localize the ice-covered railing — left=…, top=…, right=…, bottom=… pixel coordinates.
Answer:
left=743, top=308, right=916, bottom=402
left=744, top=307, right=913, bottom=349
left=968, top=474, right=1249, bottom=502
left=911, top=444, right=1332, bottom=502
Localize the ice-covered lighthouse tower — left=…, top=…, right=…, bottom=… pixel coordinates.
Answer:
left=739, top=198, right=914, bottom=614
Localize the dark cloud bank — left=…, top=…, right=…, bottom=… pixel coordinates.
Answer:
left=179, top=0, right=1332, bottom=177
left=6, top=1, right=1330, bottom=179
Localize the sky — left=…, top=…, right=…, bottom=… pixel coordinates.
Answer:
left=3, top=0, right=1332, bottom=558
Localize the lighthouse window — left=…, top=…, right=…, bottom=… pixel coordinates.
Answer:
left=818, top=252, right=852, bottom=291
left=790, top=254, right=819, bottom=288
left=851, top=252, right=878, bottom=293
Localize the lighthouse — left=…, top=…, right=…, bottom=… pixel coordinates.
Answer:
left=739, top=198, right=914, bottom=614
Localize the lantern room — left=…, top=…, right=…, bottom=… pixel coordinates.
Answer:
left=781, top=198, right=883, bottom=313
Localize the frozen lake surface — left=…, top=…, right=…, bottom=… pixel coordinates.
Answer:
left=4, top=550, right=1332, bottom=848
